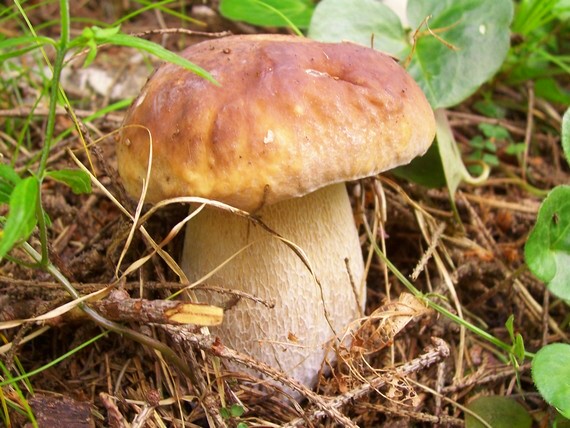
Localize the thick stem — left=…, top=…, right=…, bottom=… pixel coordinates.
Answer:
left=182, top=183, right=365, bottom=388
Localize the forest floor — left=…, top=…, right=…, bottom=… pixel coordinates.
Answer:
left=1, top=2, right=568, bottom=427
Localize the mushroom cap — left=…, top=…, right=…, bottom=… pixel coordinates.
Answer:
left=118, top=34, right=436, bottom=211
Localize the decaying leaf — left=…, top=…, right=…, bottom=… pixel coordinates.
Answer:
left=352, top=293, right=431, bottom=356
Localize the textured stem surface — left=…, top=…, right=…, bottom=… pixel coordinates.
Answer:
left=182, top=183, right=365, bottom=388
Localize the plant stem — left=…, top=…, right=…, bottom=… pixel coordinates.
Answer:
left=35, top=0, right=70, bottom=264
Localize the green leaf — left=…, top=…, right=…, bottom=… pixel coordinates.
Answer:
left=45, top=169, right=92, bottom=195
left=392, top=143, right=447, bottom=188
left=0, top=177, right=39, bottom=259
left=532, top=343, right=570, bottom=418
left=513, top=333, right=525, bottom=364
left=562, top=108, right=570, bottom=167
left=220, top=0, right=314, bottom=30
left=473, top=99, right=507, bottom=119
left=407, top=0, right=514, bottom=108
left=0, top=164, right=22, bottom=205
left=83, top=39, right=98, bottom=68
left=230, top=404, right=245, bottom=417
left=465, top=396, right=532, bottom=428
left=0, top=35, right=57, bottom=62
left=479, top=123, right=510, bottom=140
left=79, top=25, right=122, bottom=43
left=525, top=185, right=570, bottom=300
left=505, top=314, right=515, bottom=341
left=392, top=110, right=490, bottom=210
left=535, top=78, right=570, bottom=105
left=309, top=0, right=513, bottom=108
left=308, top=0, right=408, bottom=57
left=89, top=25, right=121, bottom=42
left=505, top=142, right=525, bottom=156
left=505, top=315, right=525, bottom=365
left=0, top=35, right=56, bottom=50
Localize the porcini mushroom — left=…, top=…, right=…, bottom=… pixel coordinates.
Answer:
left=117, top=35, right=435, bottom=390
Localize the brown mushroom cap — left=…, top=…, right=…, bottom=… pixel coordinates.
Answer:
left=118, top=34, right=435, bottom=211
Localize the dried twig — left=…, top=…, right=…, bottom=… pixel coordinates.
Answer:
left=91, top=289, right=223, bottom=326
left=283, top=337, right=450, bottom=427
left=133, top=28, right=232, bottom=39
left=166, top=326, right=360, bottom=428
left=356, top=401, right=464, bottom=426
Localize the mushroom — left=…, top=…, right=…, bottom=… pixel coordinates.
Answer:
left=117, top=35, right=436, bottom=390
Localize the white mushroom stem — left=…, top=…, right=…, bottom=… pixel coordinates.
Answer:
left=182, top=183, right=366, bottom=389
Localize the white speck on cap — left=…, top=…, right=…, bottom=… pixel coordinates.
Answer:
left=264, top=130, right=274, bottom=144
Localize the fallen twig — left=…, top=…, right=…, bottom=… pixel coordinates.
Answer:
left=165, top=326, right=360, bottom=428
left=283, top=337, right=450, bottom=427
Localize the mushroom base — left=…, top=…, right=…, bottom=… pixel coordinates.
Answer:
left=181, top=183, right=366, bottom=391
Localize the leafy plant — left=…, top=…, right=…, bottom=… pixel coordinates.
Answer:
left=525, top=108, right=570, bottom=301
left=532, top=343, right=570, bottom=419
left=220, top=404, right=248, bottom=428
left=467, top=123, right=520, bottom=175
left=0, top=1, right=214, bottom=265
left=505, top=0, right=570, bottom=86
left=0, top=2, right=216, bottom=424
left=309, top=0, right=514, bottom=109
left=505, top=315, right=526, bottom=371
left=465, top=395, right=532, bottom=428
left=525, top=185, right=570, bottom=300
left=525, top=107, right=570, bottom=419
left=309, top=0, right=511, bottom=217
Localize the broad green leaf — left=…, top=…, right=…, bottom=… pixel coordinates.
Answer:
left=562, top=108, right=570, bottom=167
left=525, top=185, right=570, bottom=300
left=392, top=143, right=447, bottom=188
left=45, top=169, right=92, bottom=195
left=407, top=0, right=514, bottom=108
left=0, top=177, right=39, bottom=259
left=465, top=396, right=532, bottom=428
left=0, top=164, right=22, bottom=205
left=308, top=0, right=408, bottom=57
left=532, top=343, right=570, bottom=418
left=309, top=0, right=513, bottom=109
left=220, top=0, right=314, bottom=30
